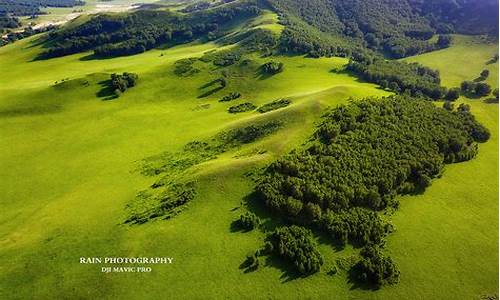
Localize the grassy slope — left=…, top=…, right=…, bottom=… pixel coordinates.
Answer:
left=0, top=26, right=496, bottom=299
left=0, top=26, right=387, bottom=299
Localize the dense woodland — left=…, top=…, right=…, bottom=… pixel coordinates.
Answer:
left=347, top=58, right=446, bottom=99
left=31, top=0, right=498, bottom=62
left=254, top=96, right=489, bottom=286
left=0, top=0, right=84, bottom=16
left=269, top=0, right=497, bottom=58
left=41, top=1, right=262, bottom=58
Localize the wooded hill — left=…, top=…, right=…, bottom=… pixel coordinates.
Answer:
left=37, top=0, right=498, bottom=60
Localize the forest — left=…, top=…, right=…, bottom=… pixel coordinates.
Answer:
left=346, top=58, right=446, bottom=99
left=269, top=0, right=497, bottom=58
left=254, top=96, right=489, bottom=286
left=40, top=1, right=261, bottom=58
left=0, top=0, right=84, bottom=16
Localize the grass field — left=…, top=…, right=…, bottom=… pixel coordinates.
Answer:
left=0, top=24, right=497, bottom=300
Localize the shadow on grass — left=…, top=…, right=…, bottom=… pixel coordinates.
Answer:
left=198, top=79, right=225, bottom=98
left=347, top=265, right=381, bottom=291
left=97, top=79, right=118, bottom=101
left=484, top=97, right=499, bottom=104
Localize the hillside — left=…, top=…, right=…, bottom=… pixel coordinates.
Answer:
left=0, top=1, right=498, bottom=299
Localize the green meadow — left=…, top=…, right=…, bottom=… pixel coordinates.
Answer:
left=0, top=23, right=497, bottom=300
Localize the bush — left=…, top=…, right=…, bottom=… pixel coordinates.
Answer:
left=475, top=82, right=492, bottom=97
left=461, top=81, right=492, bottom=97
left=262, top=61, right=284, bottom=75
left=174, top=58, right=200, bottom=76
left=110, top=72, right=138, bottom=96
left=445, top=88, right=460, bottom=101
left=228, top=102, right=257, bottom=113
left=480, top=69, right=490, bottom=80
left=268, top=225, right=323, bottom=275
left=238, top=212, right=260, bottom=230
left=257, top=98, right=292, bottom=113
left=219, top=92, right=241, bottom=102
left=353, top=245, right=400, bottom=288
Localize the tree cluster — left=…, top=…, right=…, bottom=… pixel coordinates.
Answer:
left=174, top=58, right=200, bottom=77
left=237, top=212, right=260, bottom=231
left=228, top=102, right=256, bottom=114
left=353, top=244, right=400, bottom=288
left=257, top=98, right=291, bottom=113
left=219, top=92, right=241, bottom=102
left=461, top=81, right=492, bottom=97
left=268, top=225, right=324, bottom=275
left=0, top=0, right=84, bottom=16
left=110, top=72, right=138, bottom=97
left=261, top=61, right=284, bottom=75
left=255, top=96, right=488, bottom=286
left=347, top=58, right=446, bottom=99
left=257, top=96, right=488, bottom=239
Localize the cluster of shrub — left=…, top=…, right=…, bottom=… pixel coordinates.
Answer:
left=125, top=182, right=196, bottom=224
left=213, top=50, right=242, bottom=67
left=228, top=102, right=256, bottom=114
left=173, top=58, right=200, bottom=77
left=261, top=61, right=284, bottom=75
left=346, top=58, right=446, bottom=99
left=41, top=1, right=262, bottom=58
left=460, top=81, right=493, bottom=98
left=267, top=225, right=324, bottom=275
left=353, top=244, right=400, bottom=288
left=218, top=120, right=282, bottom=145
left=254, top=96, right=489, bottom=286
left=219, top=92, right=241, bottom=102
left=257, top=98, right=291, bottom=113
left=236, top=212, right=260, bottom=231
left=110, top=72, right=138, bottom=97
left=0, top=15, right=19, bottom=33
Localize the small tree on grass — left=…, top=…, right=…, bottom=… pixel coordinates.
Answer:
left=480, top=69, right=490, bottom=80
left=445, top=88, right=460, bottom=101
left=262, top=61, right=284, bottom=75
left=238, top=212, right=260, bottom=231
left=475, top=82, right=492, bottom=97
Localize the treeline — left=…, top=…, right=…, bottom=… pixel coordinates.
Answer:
left=347, top=58, right=446, bottom=99
left=0, top=15, right=19, bottom=32
left=41, top=1, right=262, bottom=58
left=1, top=24, right=55, bottom=46
left=255, top=96, right=489, bottom=286
left=0, top=0, right=84, bottom=16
